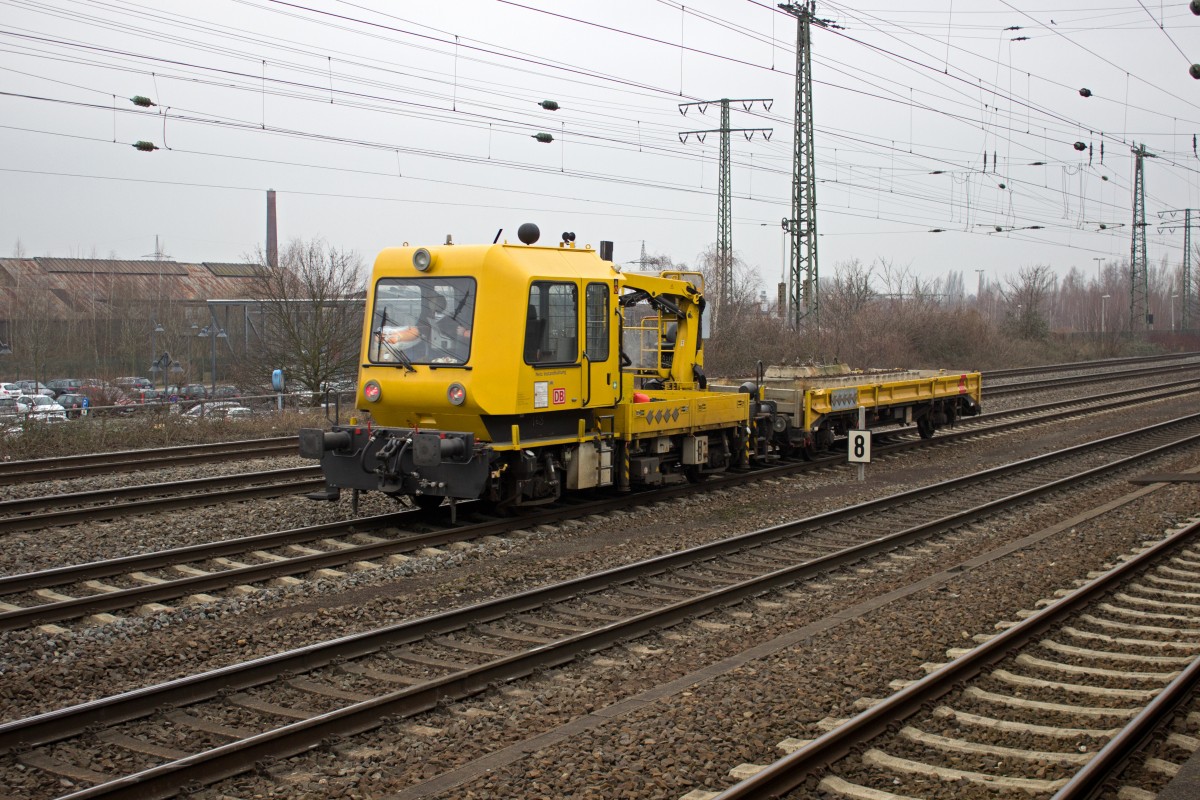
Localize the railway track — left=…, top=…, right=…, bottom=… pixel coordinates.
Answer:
left=985, top=359, right=1200, bottom=397
left=4, top=360, right=1199, bottom=536
left=1, top=354, right=1195, bottom=493
left=703, top=517, right=1200, bottom=800
left=3, top=377, right=1199, bottom=632
left=0, top=467, right=325, bottom=535
left=0, top=438, right=299, bottom=486
left=984, top=351, right=1200, bottom=380
left=3, top=411, right=1199, bottom=800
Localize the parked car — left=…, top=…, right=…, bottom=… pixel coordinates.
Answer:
left=180, top=384, right=209, bottom=401
left=0, top=396, right=18, bottom=419
left=182, top=401, right=250, bottom=419
left=15, top=380, right=55, bottom=397
left=115, top=376, right=153, bottom=390
left=212, top=384, right=241, bottom=400
left=46, top=378, right=83, bottom=397
left=163, top=383, right=205, bottom=402
left=77, top=385, right=135, bottom=414
left=55, top=393, right=91, bottom=418
left=0, top=382, right=22, bottom=398
left=16, top=394, right=67, bottom=421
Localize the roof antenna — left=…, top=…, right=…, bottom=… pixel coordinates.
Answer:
left=493, top=228, right=503, bottom=243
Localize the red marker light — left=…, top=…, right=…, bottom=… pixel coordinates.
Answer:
left=447, top=383, right=466, bottom=406
left=363, top=381, right=382, bottom=402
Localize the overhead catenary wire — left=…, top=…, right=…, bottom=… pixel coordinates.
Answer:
left=1, top=0, right=1195, bottom=271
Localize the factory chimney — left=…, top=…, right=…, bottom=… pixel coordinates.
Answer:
left=266, top=189, right=278, bottom=268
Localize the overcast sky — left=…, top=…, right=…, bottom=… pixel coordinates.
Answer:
left=2, top=1, right=1200, bottom=293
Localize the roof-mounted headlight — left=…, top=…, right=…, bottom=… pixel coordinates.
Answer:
left=413, top=248, right=433, bottom=272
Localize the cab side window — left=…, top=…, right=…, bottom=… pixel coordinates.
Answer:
left=525, top=282, right=578, bottom=365
left=584, top=283, right=609, bottom=361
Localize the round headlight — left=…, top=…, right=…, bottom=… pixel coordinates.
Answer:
left=413, top=248, right=432, bottom=272
left=447, top=382, right=466, bottom=406
left=363, top=380, right=382, bottom=403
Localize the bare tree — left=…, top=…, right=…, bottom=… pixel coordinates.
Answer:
left=944, top=270, right=965, bottom=307
left=694, top=243, right=762, bottom=326
left=249, top=238, right=365, bottom=396
left=1000, top=264, right=1056, bottom=339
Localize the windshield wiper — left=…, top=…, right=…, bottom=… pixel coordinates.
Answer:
left=379, top=338, right=417, bottom=372
left=375, top=308, right=417, bottom=372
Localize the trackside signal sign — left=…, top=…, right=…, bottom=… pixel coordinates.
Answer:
left=848, top=429, right=871, bottom=464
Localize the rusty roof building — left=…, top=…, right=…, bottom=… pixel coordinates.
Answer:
left=0, top=257, right=269, bottom=319
left=0, top=257, right=278, bottom=378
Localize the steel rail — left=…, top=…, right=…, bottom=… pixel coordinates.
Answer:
left=5, top=413, right=1200, bottom=800
left=709, top=520, right=1200, bottom=800
left=0, top=467, right=320, bottom=517
left=1053, top=640, right=1200, bottom=798
left=4, top=379, right=1199, bottom=630
left=0, top=437, right=299, bottom=484
left=986, top=361, right=1200, bottom=396
left=0, top=472, right=326, bottom=535
left=985, top=351, right=1200, bottom=379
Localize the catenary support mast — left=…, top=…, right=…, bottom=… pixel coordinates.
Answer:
left=1130, top=144, right=1154, bottom=331
left=779, top=2, right=832, bottom=330
left=679, top=98, right=772, bottom=330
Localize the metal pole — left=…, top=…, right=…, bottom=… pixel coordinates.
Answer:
left=857, top=406, right=865, bottom=482
left=210, top=331, right=216, bottom=397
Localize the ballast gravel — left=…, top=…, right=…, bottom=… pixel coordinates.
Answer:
left=1, top=383, right=1198, bottom=800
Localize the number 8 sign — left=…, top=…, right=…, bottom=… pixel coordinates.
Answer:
left=848, top=430, right=871, bottom=463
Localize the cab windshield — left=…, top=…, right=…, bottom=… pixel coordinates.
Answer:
left=369, top=277, right=476, bottom=366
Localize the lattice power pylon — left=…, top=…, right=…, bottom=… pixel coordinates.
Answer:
left=679, top=98, right=772, bottom=330
left=1130, top=144, right=1154, bottom=331
left=779, top=2, right=833, bottom=331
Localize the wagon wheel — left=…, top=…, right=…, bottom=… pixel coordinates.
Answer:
left=917, top=415, right=936, bottom=440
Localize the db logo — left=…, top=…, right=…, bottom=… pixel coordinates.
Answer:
left=552, top=388, right=567, bottom=405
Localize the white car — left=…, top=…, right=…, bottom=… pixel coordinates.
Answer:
left=16, top=394, right=67, bottom=420
left=182, top=401, right=251, bottom=420
left=0, top=383, right=21, bottom=399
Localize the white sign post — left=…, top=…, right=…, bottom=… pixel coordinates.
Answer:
left=848, top=406, right=870, bottom=482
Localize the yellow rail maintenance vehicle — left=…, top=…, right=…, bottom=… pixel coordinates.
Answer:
left=300, top=223, right=757, bottom=516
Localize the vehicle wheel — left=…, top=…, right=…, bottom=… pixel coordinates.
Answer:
left=684, top=465, right=706, bottom=483
left=917, top=415, right=936, bottom=439
left=410, top=494, right=444, bottom=511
